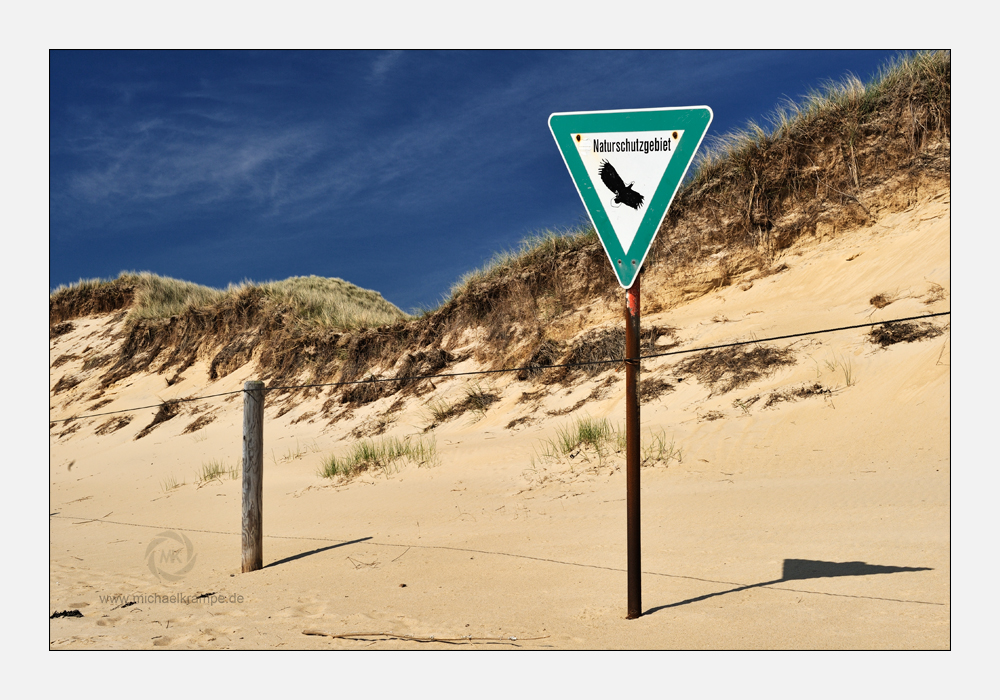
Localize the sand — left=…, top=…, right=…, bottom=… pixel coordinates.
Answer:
left=49, top=189, right=950, bottom=651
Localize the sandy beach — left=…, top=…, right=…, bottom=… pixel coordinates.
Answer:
left=50, top=188, right=950, bottom=650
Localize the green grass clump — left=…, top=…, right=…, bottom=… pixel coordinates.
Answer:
left=642, top=429, right=683, bottom=466
left=319, top=435, right=437, bottom=480
left=535, top=417, right=682, bottom=468
left=536, top=416, right=620, bottom=466
left=197, top=459, right=239, bottom=484
left=160, top=474, right=185, bottom=492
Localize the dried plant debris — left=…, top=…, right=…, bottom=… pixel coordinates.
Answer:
left=639, top=377, right=675, bottom=404
left=341, top=375, right=386, bottom=406
left=700, top=410, right=725, bottom=422
left=88, top=398, right=113, bottom=412
left=393, top=349, right=454, bottom=395
left=58, top=421, right=81, bottom=438
left=762, top=383, right=831, bottom=408
left=52, top=353, right=78, bottom=369
left=50, top=322, right=75, bottom=339
left=95, top=415, right=133, bottom=435
left=551, top=325, right=678, bottom=384
left=869, top=292, right=897, bottom=309
left=134, top=400, right=182, bottom=440
left=81, top=353, right=113, bottom=371
left=341, top=350, right=455, bottom=406
left=505, top=416, right=534, bottom=430
left=868, top=321, right=945, bottom=347
left=290, top=410, right=316, bottom=425
left=517, top=389, right=548, bottom=405
left=53, top=374, right=82, bottom=395
left=923, top=282, right=947, bottom=305
left=350, top=412, right=398, bottom=439
left=675, top=345, right=796, bottom=396
left=516, top=339, right=564, bottom=380
left=546, top=398, right=588, bottom=417
left=732, top=394, right=761, bottom=413
left=182, top=413, right=216, bottom=434
left=424, top=383, right=500, bottom=430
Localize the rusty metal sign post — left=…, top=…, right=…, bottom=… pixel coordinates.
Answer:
left=624, top=276, right=642, bottom=618
left=550, top=107, right=712, bottom=618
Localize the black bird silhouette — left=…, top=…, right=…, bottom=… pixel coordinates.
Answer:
left=599, top=159, right=644, bottom=210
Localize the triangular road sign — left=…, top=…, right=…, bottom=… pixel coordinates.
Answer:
left=549, top=106, right=713, bottom=288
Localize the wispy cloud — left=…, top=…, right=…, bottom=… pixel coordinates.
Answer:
left=50, top=50, right=901, bottom=308
left=54, top=51, right=784, bottom=234
left=368, top=50, right=403, bottom=84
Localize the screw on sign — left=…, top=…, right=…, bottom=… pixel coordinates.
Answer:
left=550, top=107, right=712, bottom=618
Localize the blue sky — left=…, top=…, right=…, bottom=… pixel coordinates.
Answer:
left=50, top=50, right=909, bottom=312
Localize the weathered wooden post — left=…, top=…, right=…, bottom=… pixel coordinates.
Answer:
left=242, top=380, right=264, bottom=572
left=625, top=275, right=642, bottom=619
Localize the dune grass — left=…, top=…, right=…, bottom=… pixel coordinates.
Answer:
left=259, top=275, right=409, bottom=328
left=448, top=225, right=598, bottom=300
left=687, top=50, right=950, bottom=190
left=160, top=474, right=185, bottom=492
left=319, top=435, right=437, bottom=480
left=447, top=51, right=950, bottom=300
left=534, top=416, right=682, bottom=468
left=196, top=459, right=240, bottom=484
left=51, top=271, right=409, bottom=330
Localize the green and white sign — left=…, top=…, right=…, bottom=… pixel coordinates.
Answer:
left=549, top=106, right=713, bottom=288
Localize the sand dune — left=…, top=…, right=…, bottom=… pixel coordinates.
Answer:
left=49, top=186, right=949, bottom=649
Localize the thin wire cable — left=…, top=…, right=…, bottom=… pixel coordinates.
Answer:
left=49, top=389, right=244, bottom=423
left=640, top=311, right=951, bottom=361
left=264, top=311, right=950, bottom=391
left=50, top=310, right=949, bottom=423
left=50, top=513, right=943, bottom=606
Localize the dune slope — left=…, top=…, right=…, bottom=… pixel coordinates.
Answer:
left=49, top=181, right=949, bottom=649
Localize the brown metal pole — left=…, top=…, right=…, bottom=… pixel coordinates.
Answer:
left=625, top=275, right=641, bottom=619
left=242, top=380, right=264, bottom=573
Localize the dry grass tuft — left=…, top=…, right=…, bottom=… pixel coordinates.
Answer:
left=923, top=282, right=947, bottom=305
left=423, top=382, right=500, bottom=430
left=95, top=415, right=133, bottom=435
left=547, top=325, right=677, bottom=384
left=676, top=345, right=796, bottom=396
left=134, top=400, right=182, bottom=440
left=50, top=321, right=75, bottom=339
left=182, top=413, right=216, bottom=434
left=639, top=377, right=675, bottom=403
left=52, top=374, right=82, bottom=395
left=762, top=383, right=832, bottom=408
left=869, top=293, right=896, bottom=309
left=867, top=321, right=945, bottom=347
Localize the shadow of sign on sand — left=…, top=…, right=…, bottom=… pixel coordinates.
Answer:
left=646, top=559, right=933, bottom=614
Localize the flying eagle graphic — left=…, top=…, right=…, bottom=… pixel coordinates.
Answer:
left=599, top=159, right=644, bottom=210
